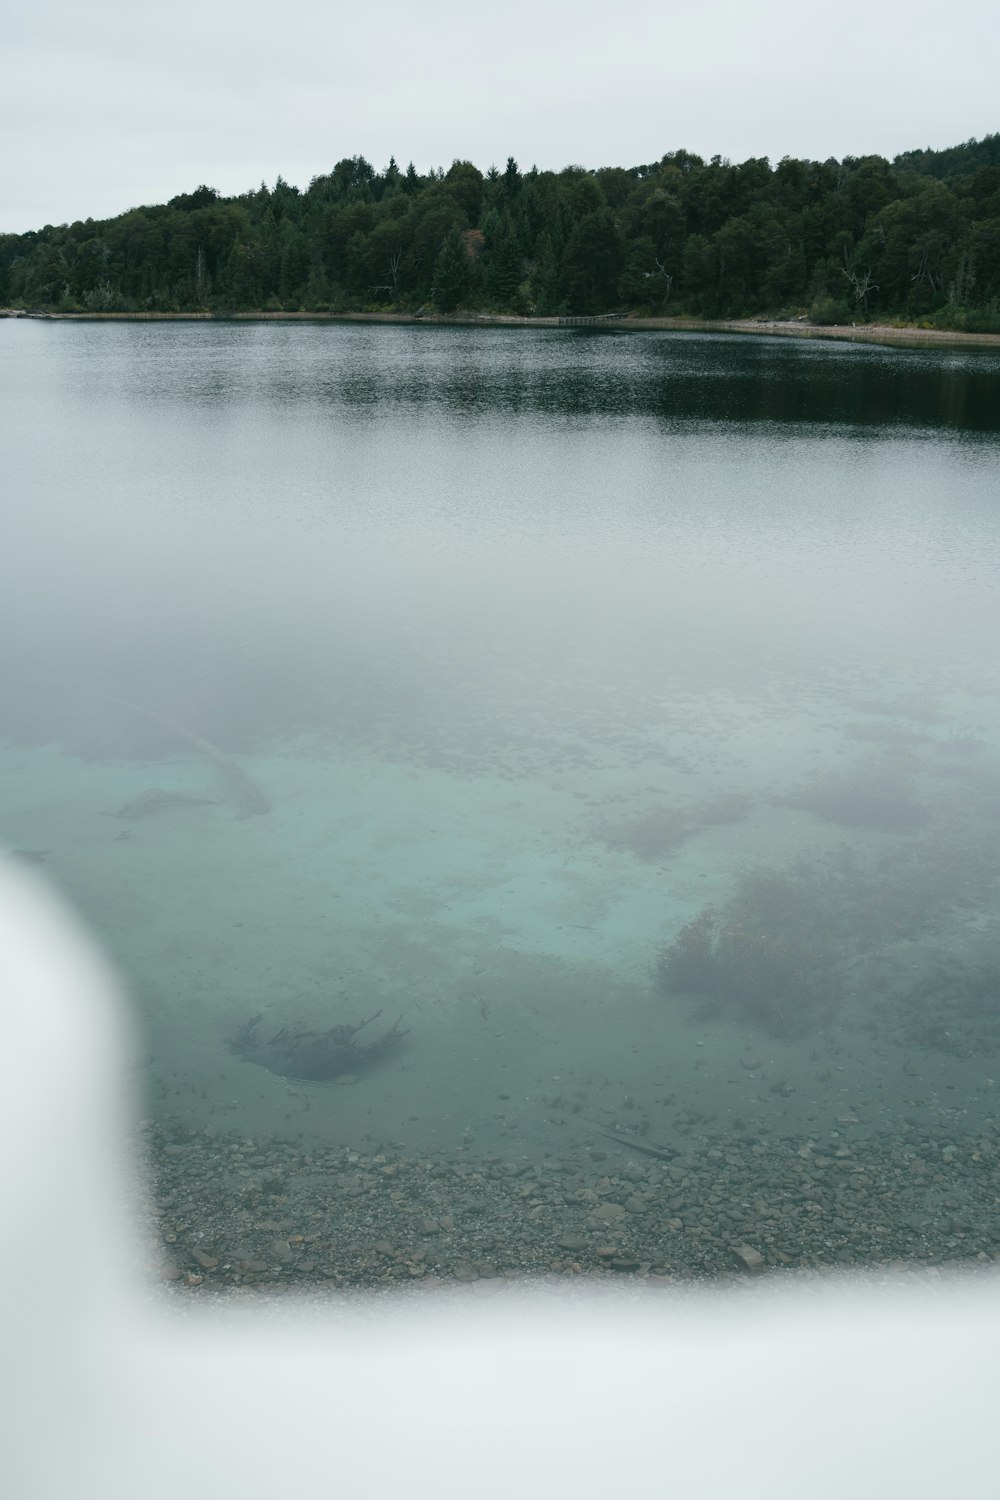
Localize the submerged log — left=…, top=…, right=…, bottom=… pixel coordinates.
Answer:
left=588, top=1126, right=679, bottom=1162
left=107, top=697, right=270, bottom=818
left=104, top=788, right=221, bottom=818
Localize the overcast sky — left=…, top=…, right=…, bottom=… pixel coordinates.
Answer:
left=3, top=0, right=998, bottom=232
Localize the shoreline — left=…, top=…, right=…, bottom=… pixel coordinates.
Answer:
left=4, top=306, right=1000, bottom=350
left=146, top=1113, right=1000, bottom=1294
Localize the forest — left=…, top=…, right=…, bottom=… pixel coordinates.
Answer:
left=2, top=135, right=999, bottom=329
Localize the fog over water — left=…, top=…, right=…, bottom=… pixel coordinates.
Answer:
left=2, top=321, right=1000, bottom=1268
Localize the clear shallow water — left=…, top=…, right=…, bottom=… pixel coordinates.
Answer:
left=2, top=320, right=1000, bottom=1273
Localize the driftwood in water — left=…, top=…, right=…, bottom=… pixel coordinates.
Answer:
left=104, top=788, right=221, bottom=818
left=109, top=697, right=270, bottom=818
left=588, top=1126, right=679, bottom=1162
left=229, top=1010, right=408, bottom=1081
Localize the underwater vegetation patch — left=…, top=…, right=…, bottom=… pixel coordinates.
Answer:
left=597, top=792, right=753, bottom=862
left=655, top=843, right=992, bottom=1038
left=848, top=696, right=950, bottom=725
left=601, top=805, right=695, bottom=860
left=658, top=883, right=840, bottom=1037
left=885, top=959, right=1000, bottom=1056
left=930, top=733, right=987, bottom=758
left=841, top=721, right=931, bottom=749
left=779, top=757, right=928, bottom=831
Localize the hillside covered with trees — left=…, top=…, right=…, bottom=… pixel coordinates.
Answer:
left=2, top=136, right=999, bottom=329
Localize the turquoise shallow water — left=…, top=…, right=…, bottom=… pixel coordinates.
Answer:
left=2, top=320, right=1000, bottom=1183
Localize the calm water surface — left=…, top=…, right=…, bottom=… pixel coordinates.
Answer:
left=3, top=320, right=999, bottom=1278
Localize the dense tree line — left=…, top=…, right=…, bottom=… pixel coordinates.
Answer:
left=3, top=136, right=1000, bottom=329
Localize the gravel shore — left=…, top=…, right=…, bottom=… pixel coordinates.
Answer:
left=146, top=1114, right=1000, bottom=1294
left=11, top=308, right=999, bottom=349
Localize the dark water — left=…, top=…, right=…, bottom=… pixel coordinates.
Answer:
left=3, top=319, right=1000, bottom=1279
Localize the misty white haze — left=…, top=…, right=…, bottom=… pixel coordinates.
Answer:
left=3, top=0, right=999, bottom=230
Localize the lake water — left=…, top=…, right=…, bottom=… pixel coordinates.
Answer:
left=3, top=318, right=1000, bottom=1280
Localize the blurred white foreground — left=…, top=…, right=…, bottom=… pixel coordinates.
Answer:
left=1, top=862, right=996, bottom=1500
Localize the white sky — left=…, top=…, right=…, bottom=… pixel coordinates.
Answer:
left=2, top=0, right=998, bottom=232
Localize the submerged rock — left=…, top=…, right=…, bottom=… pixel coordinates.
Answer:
left=228, top=1010, right=408, bottom=1082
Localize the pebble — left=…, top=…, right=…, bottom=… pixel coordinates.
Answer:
left=145, top=1114, right=1000, bottom=1294
left=593, top=1202, right=626, bottom=1223
left=732, top=1244, right=766, bottom=1272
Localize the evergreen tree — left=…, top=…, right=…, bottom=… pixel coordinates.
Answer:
left=531, top=230, right=563, bottom=313
left=561, top=209, right=624, bottom=312
left=485, top=211, right=522, bottom=306
left=430, top=227, right=469, bottom=311
left=4, top=133, right=1000, bottom=329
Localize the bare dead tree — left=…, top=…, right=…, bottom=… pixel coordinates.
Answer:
left=842, top=260, right=878, bottom=313
left=387, top=247, right=403, bottom=297
left=372, top=248, right=404, bottom=302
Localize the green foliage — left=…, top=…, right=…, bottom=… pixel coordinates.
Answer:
left=3, top=136, right=1000, bottom=327
left=484, top=211, right=522, bottom=306
left=809, top=296, right=852, bottom=324
left=618, top=235, right=672, bottom=307
left=444, top=159, right=484, bottom=221
left=430, top=227, right=469, bottom=312
left=561, top=208, right=624, bottom=312
left=168, top=185, right=220, bottom=212
left=928, top=299, right=1000, bottom=333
